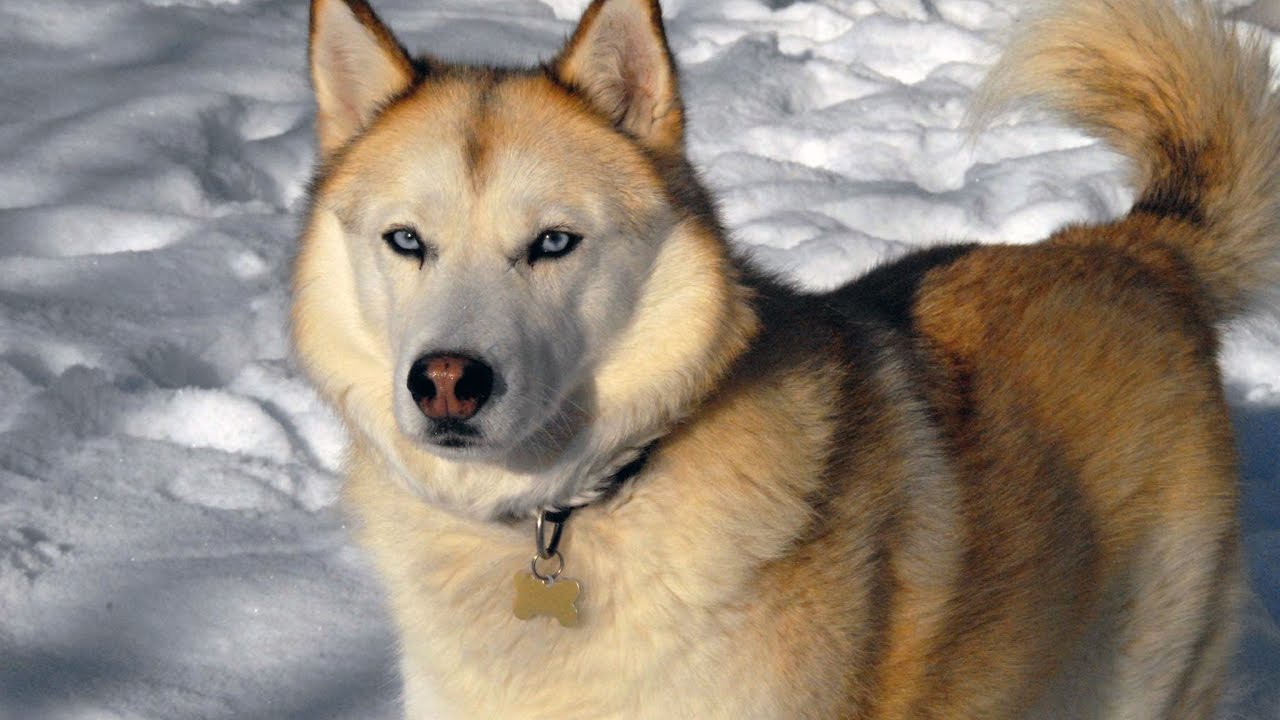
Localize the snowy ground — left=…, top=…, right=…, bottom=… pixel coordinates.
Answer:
left=0, top=0, right=1277, bottom=717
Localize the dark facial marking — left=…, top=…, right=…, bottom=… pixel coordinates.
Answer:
left=463, top=71, right=501, bottom=188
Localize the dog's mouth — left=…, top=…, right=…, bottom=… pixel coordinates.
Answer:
left=426, top=418, right=482, bottom=449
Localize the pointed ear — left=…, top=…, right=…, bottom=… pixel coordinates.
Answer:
left=309, top=0, right=417, bottom=157
left=552, top=0, right=684, bottom=154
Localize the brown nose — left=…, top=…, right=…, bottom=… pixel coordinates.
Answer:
left=407, top=353, right=494, bottom=421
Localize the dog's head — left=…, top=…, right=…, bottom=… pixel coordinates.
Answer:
left=292, top=0, right=756, bottom=518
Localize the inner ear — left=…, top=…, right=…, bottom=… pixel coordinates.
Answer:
left=309, top=0, right=418, bottom=158
left=553, top=0, right=684, bottom=154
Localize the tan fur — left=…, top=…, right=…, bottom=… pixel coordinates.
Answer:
left=292, top=0, right=1272, bottom=717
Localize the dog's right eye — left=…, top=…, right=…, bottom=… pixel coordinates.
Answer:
left=382, top=227, right=425, bottom=260
left=527, top=229, right=582, bottom=264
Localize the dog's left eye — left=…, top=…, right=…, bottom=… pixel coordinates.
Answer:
left=382, top=227, right=425, bottom=260
left=528, top=230, right=582, bottom=263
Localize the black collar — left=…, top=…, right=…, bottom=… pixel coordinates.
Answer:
left=543, top=440, right=657, bottom=523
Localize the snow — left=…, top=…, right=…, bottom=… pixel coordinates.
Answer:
left=0, top=0, right=1276, bottom=717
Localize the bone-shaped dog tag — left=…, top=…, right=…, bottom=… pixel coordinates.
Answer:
left=513, top=571, right=581, bottom=628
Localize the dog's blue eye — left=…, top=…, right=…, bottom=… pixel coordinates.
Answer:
left=529, top=230, right=581, bottom=263
left=383, top=227, right=424, bottom=259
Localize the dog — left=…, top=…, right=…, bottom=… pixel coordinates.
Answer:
left=290, top=0, right=1279, bottom=716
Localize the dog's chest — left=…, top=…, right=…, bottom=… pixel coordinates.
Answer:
left=391, top=530, right=787, bottom=719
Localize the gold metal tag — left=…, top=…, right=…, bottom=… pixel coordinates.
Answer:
left=513, top=571, right=581, bottom=628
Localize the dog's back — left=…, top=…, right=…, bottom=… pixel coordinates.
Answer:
left=810, top=1, right=1279, bottom=714
left=820, top=236, right=1242, bottom=717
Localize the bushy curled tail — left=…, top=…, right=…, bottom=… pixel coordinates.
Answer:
left=970, top=0, right=1280, bottom=320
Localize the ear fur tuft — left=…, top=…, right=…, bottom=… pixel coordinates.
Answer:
left=309, top=0, right=417, bottom=157
left=553, top=0, right=684, bottom=153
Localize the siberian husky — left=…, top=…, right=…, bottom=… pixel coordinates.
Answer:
left=291, top=0, right=1278, bottom=716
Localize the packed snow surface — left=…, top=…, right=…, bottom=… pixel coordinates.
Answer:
left=1, top=0, right=1277, bottom=717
